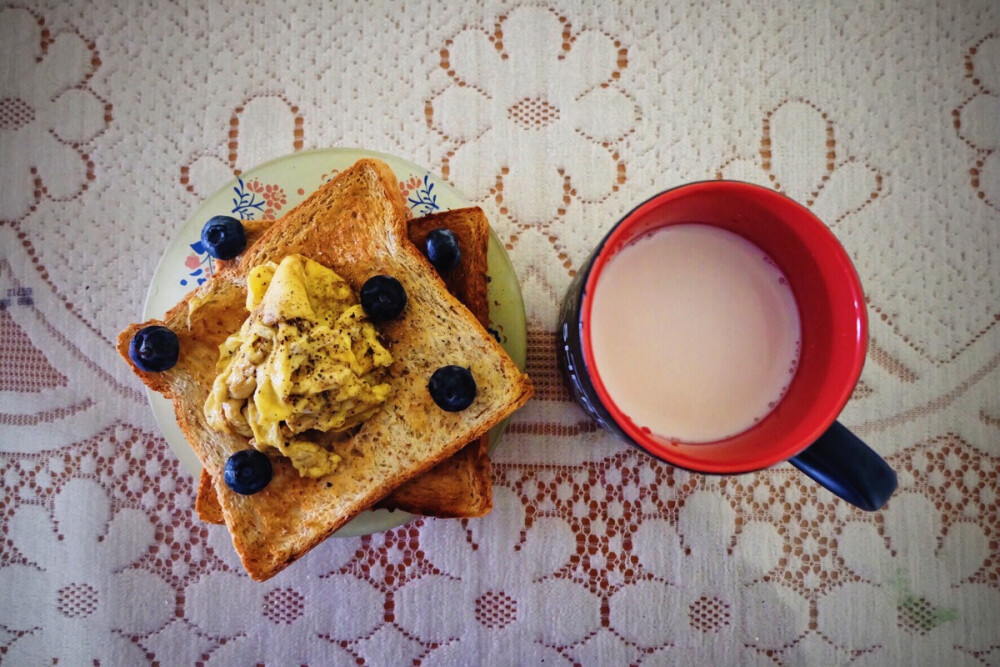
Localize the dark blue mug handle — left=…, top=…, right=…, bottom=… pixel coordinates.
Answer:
left=788, top=421, right=897, bottom=511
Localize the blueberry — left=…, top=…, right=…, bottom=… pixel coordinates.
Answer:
left=360, top=275, right=407, bottom=320
left=224, top=449, right=272, bottom=495
left=200, top=215, right=247, bottom=260
left=129, top=325, right=179, bottom=372
left=424, top=228, right=461, bottom=274
left=428, top=365, right=477, bottom=412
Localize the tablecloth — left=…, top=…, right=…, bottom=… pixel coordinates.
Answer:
left=1, top=0, right=999, bottom=664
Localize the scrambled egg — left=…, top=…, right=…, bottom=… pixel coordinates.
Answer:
left=204, top=254, right=392, bottom=477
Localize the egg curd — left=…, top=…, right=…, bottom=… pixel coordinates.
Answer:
left=204, top=254, right=393, bottom=478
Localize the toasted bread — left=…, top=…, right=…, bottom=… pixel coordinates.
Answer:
left=118, top=159, right=533, bottom=580
left=195, top=207, right=496, bottom=522
left=374, top=209, right=493, bottom=516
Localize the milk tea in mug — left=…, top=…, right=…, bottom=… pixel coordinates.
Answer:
left=588, top=224, right=801, bottom=443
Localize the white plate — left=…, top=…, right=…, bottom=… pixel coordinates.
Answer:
left=143, top=147, right=527, bottom=537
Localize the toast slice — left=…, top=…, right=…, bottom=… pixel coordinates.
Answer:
left=195, top=207, right=496, bottom=522
left=118, top=159, right=533, bottom=580
left=374, top=209, right=493, bottom=516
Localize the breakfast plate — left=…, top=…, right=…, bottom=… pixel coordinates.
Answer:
left=144, top=147, right=528, bottom=537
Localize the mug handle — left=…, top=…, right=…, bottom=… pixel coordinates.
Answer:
left=788, top=421, right=897, bottom=511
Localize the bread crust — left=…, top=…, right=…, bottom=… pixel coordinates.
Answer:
left=117, top=160, right=532, bottom=580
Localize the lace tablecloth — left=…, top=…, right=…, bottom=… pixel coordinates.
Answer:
left=2, top=1, right=999, bottom=664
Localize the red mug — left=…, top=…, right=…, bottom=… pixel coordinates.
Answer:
left=558, top=181, right=896, bottom=511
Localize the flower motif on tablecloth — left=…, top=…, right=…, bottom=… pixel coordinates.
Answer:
left=394, top=488, right=598, bottom=664
left=0, top=478, right=173, bottom=664
left=608, top=490, right=807, bottom=664
left=955, top=34, right=1000, bottom=211
left=717, top=99, right=883, bottom=227
left=429, top=5, right=637, bottom=226
left=184, top=524, right=382, bottom=664
left=181, top=96, right=302, bottom=199
left=0, top=7, right=108, bottom=221
left=818, top=492, right=1000, bottom=665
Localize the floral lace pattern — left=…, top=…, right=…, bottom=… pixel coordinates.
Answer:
left=430, top=4, right=637, bottom=271
left=609, top=492, right=809, bottom=662
left=0, top=478, right=172, bottom=664
left=2, top=1, right=999, bottom=665
left=956, top=34, right=1000, bottom=211
left=2, top=432, right=997, bottom=664
left=820, top=492, right=1000, bottom=664
left=0, top=7, right=108, bottom=222
left=394, top=488, right=599, bottom=663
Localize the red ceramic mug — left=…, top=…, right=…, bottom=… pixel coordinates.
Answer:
left=558, top=181, right=896, bottom=511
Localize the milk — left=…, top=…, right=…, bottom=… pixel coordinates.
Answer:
left=589, top=224, right=801, bottom=443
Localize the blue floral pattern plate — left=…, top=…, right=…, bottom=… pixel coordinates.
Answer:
left=143, top=147, right=528, bottom=537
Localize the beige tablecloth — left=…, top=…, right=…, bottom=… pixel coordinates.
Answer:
left=1, top=1, right=999, bottom=664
